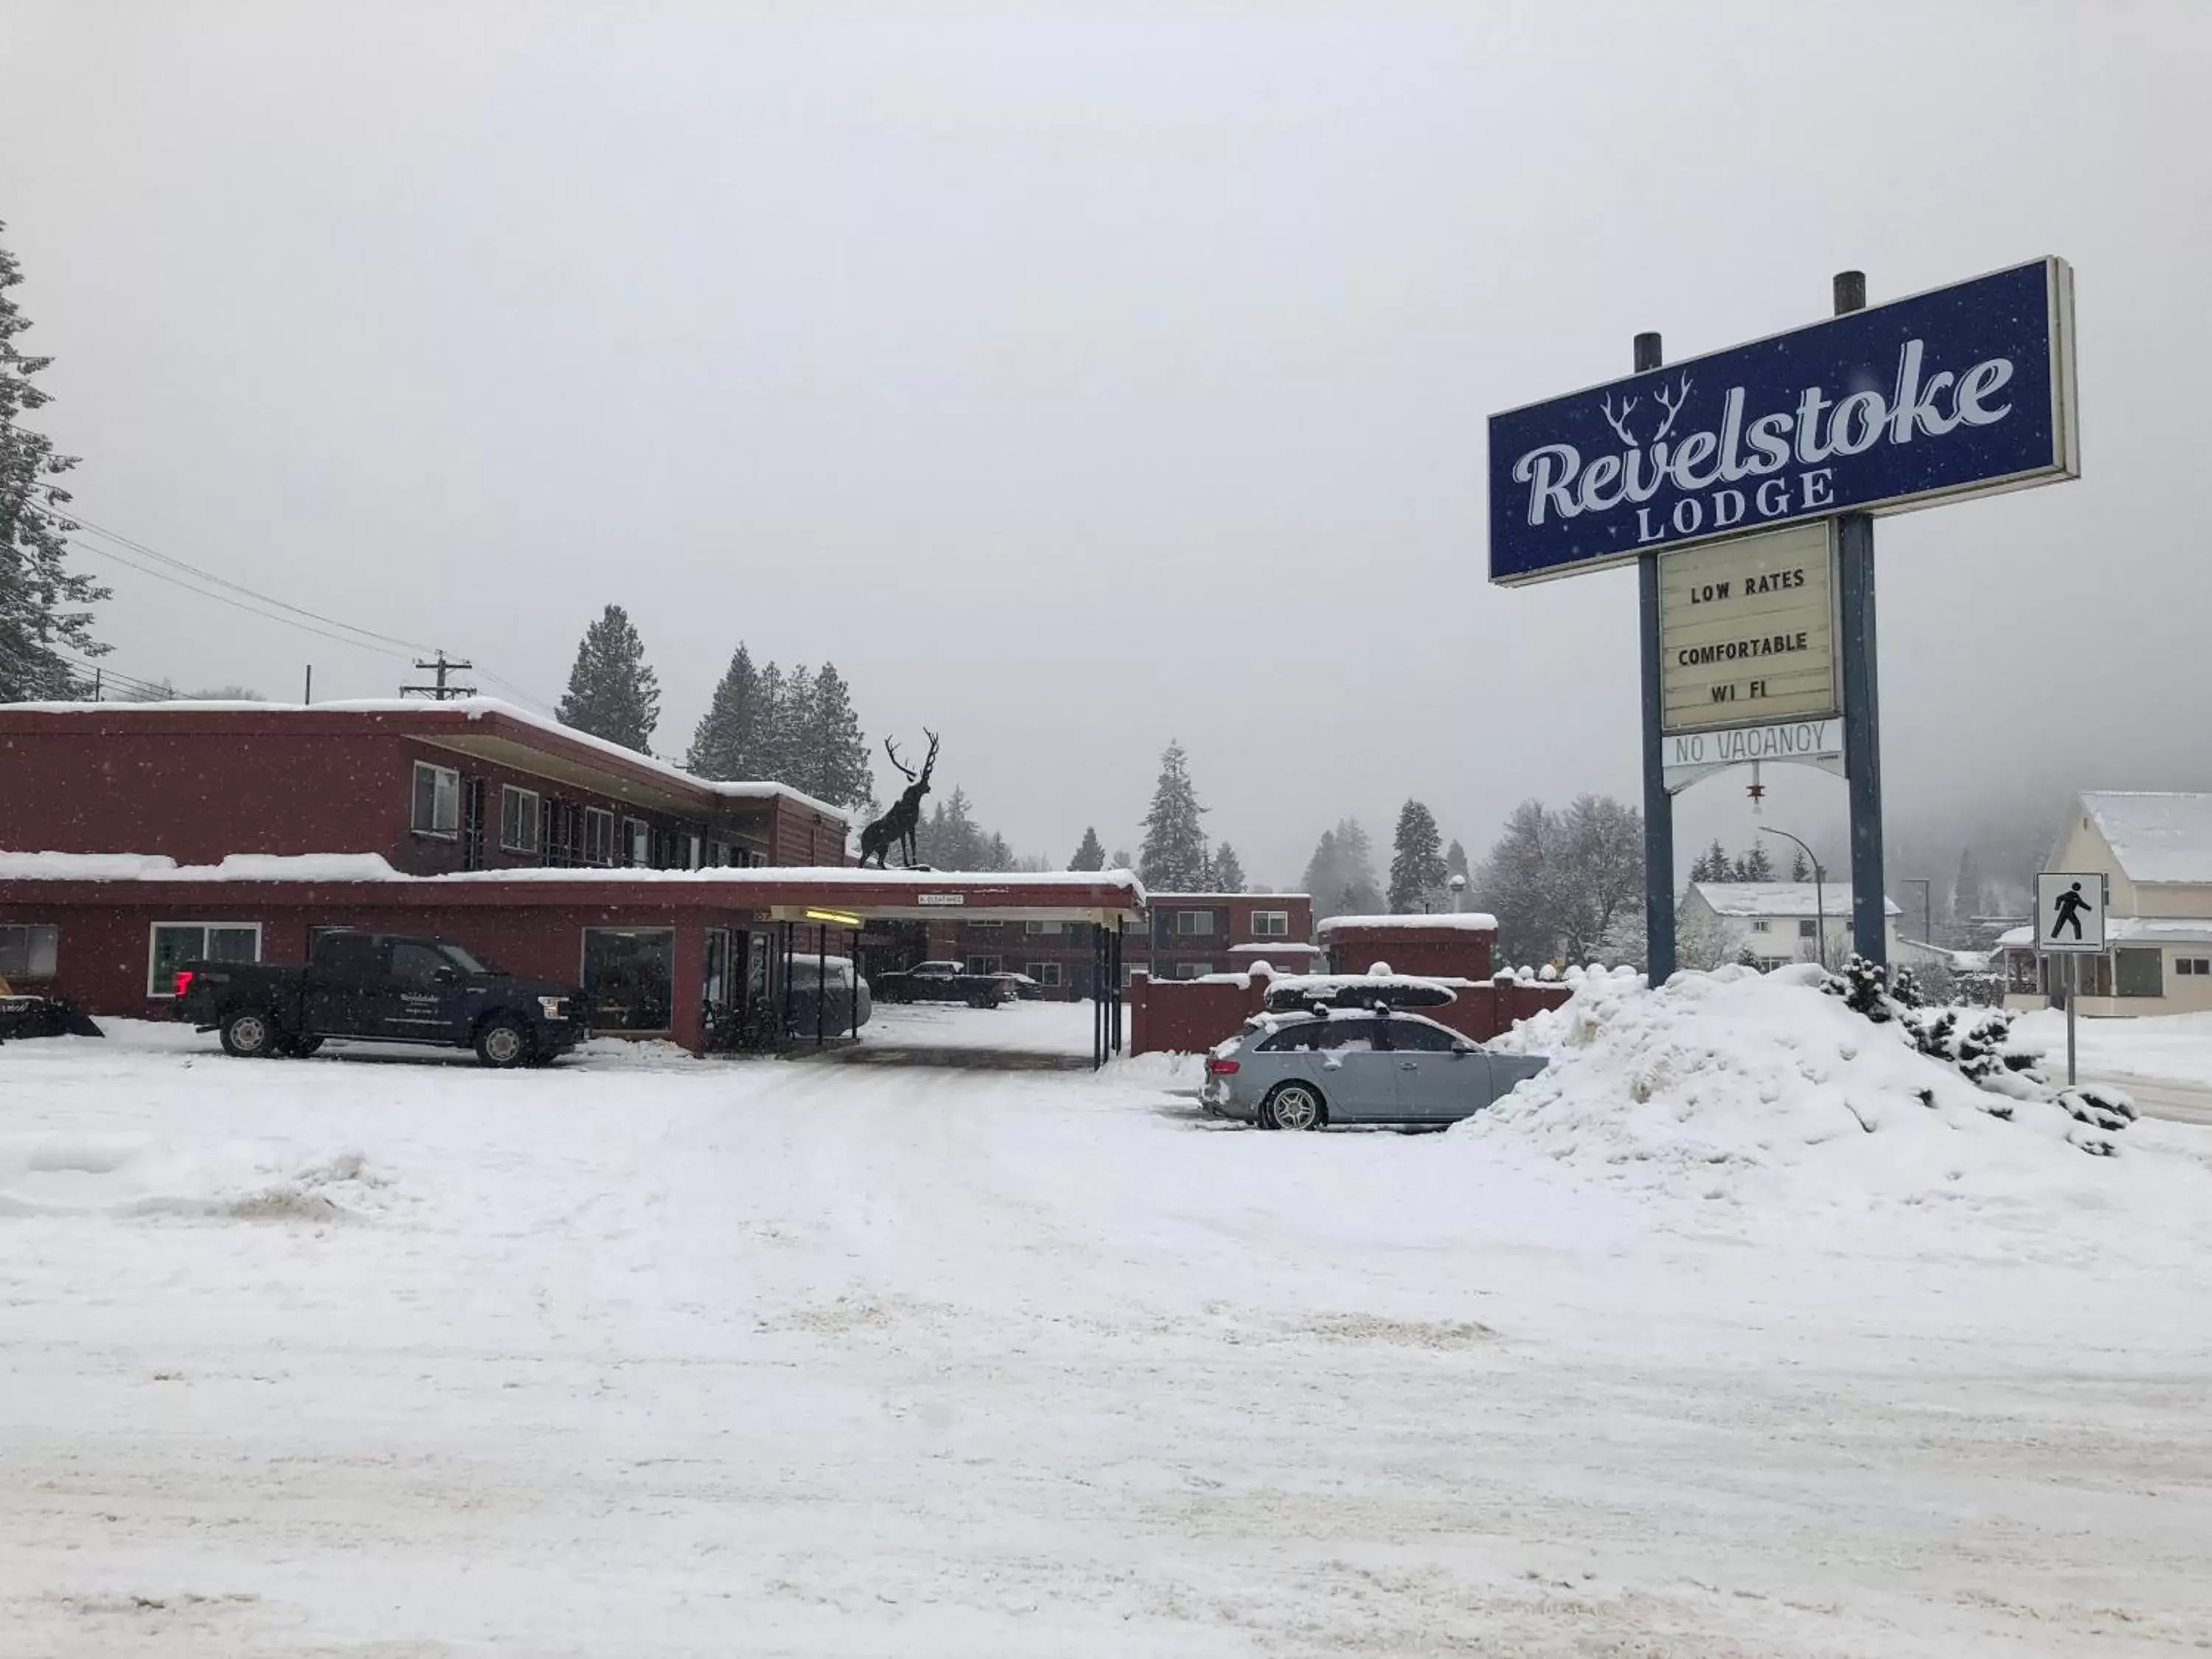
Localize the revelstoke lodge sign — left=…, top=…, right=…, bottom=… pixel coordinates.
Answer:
left=1486, top=258, right=2078, bottom=585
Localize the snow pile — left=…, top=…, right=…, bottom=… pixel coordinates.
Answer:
left=1458, top=965, right=2212, bottom=1211
left=0, top=1135, right=391, bottom=1221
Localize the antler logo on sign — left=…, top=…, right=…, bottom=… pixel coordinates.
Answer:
left=1486, top=258, right=2078, bottom=585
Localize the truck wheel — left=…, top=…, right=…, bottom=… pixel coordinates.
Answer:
left=220, top=1010, right=278, bottom=1058
left=474, top=1016, right=532, bottom=1069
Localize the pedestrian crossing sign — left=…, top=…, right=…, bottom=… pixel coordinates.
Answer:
left=2035, top=871, right=2108, bottom=953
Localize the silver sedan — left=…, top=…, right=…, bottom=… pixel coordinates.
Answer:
left=1199, top=1009, right=1548, bottom=1130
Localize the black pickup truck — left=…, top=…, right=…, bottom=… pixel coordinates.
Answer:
left=869, top=959, right=1009, bottom=1009
left=173, top=931, right=587, bottom=1068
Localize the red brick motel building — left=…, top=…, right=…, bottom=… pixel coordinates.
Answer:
left=0, top=700, right=1144, bottom=1054
left=930, top=892, right=1319, bottom=999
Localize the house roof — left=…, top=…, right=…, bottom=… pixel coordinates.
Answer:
left=1316, top=912, right=1499, bottom=935
left=1692, top=882, right=1901, bottom=919
left=0, top=697, right=852, bottom=824
left=2079, top=792, right=2212, bottom=886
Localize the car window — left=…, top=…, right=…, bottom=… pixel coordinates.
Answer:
left=1312, top=1018, right=1383, bottom=1052
left=314, top=933, right=379, bottom=978
left=441, top=943, right=493, bottom=974
left=1258, top=1023, right=1322, bottom=1051
left=1388, top=1020, right=1461, bottom=1053
left=390, top=941, right=450, bottom=984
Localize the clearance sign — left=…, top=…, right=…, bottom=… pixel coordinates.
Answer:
left=1657, top=523, right=1837, bottom=734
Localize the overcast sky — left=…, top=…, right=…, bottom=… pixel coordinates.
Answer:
left=4, top=1, right=2207, bottom=886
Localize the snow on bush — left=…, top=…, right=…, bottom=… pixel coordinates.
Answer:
left=1457, top=964, right=2202, bottom=1209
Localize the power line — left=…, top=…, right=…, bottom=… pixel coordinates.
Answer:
left=61, top=511, right=564, bottom=712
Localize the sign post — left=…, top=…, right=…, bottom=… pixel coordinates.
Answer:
left=1488, top=258, right=2079, bottom=984
left=2035, top=870, right=2108, bottom=1087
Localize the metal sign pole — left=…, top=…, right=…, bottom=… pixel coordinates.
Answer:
left=1833, top=269, right=1888, bottom=967
left=1634, top=327, right=1676, bottom=983
left=2067, top=951, right=2079, bottom=1087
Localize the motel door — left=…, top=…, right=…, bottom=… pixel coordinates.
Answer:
left=703, top=928, right=734, bottom=1046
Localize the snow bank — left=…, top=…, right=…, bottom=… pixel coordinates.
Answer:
left=0, top=1135, right=392, bottom=1221
left=1458, top=966, right=2212, bottom=1218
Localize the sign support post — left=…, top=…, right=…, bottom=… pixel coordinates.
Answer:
left=1832, top=269, right=1888, bottom=968
left=1633, top=328, right=1675, bottom=983
left=2067, top=953, right=2079, bottom=1087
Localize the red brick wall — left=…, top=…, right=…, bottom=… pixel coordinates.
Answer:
left=1127, top=965, right=1569, bottom=1055
left=1320, top=923, right=1494, bottom=981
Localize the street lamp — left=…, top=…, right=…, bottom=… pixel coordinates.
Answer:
left=1756, top=827, right=1828, bottom=971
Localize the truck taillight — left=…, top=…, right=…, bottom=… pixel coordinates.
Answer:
left=1205, top=1055, right=1239, bottom=1075
left=173, top=970, right=195, bottom=999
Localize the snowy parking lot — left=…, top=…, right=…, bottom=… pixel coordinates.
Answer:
left=6, top=998, right=2212, bottom=1657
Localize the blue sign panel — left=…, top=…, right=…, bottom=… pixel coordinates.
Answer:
left=1487, top=258, right=2077, bottom=585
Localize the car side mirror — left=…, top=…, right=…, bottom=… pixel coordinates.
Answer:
left=1451, top=1040, right=1478, bottom=1057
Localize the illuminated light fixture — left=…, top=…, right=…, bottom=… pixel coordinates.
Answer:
left=804, top=908, right=863, bottom=928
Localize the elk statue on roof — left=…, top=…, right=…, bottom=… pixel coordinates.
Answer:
left=859, top=730, right=939, bottom=869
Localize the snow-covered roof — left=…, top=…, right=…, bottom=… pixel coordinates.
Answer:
left=1149, top=892, right=1309, bottom=903
left=1315, top=912, right=1498, bottom=935
left=2080, top=792, right=2212, bottom=886
left=1691, top=883, right=1901, bottom=919
left=0, top=697, right=852, bottom=822
left=1997, top=917, right=2212, bottom=950
left=1225, top=941, right=1323, bottom=955
left=0, top=849, right=1147, bottom=901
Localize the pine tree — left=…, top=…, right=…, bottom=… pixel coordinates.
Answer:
left=1388, top=799, right=1447, bottom=912
left=1952, top=847, right=1983, bottom=932
left=1444, top=838, right=1470, bottom=883
left=1137, top=740, right=1208, bottom=891
left=1300, top=818, right=1382, bottom=919
left=1109, top=847, right=1133, bottom=870
left=1691, top=839, right=1731, bottom=883
left=1733, top=844, right=1775, bottom=882
left=557, top=604, right=660, bottom=752
left=1068, top=827, right=1105, bottom=872
left=1790, top=847, right=1811, bottom=883
left=686, top=644, right=764, bottom=780
left=0, top=223, right=108, bottom=700
left=802, top=661, right=873, bottom=809
left=1209, top=841, right=1246, bottom=894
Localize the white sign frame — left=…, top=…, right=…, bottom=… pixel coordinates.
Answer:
left=1658, top=522, right=1841, bottom=737
left=1661, top=717, right=1844, bottom=795
left=2034, top=871, right=2108, bottom=954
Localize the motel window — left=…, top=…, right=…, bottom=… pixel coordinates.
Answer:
left=1172, top=911, right=1216, bottom=936
left=965, top=956, right=1003, bottom=975
left=0, top=923, right=59, bottom=981
left=1250, top=911, right=1290, bottom=938
left=411, top=762, right=460, bottom=837
left=626, top=818, right=651, bottom=867
left=499, top=786, right=540, bottom=854
left=967, top=919, right=1004, bottom=931
left=1172, top=961, right=1211, bottom=979
left=1024, top=919, right=1065, bottom=936
left=1798, top=919, right=1818, bottom=939
left=2178, top=957, right=2212, bottom=977
left=580, top=928, right=675, bottom=1032
left=583, top=807, right=616, bottom=867
left=1036, top=961, right=1063, bottom=987
left=148, top=922, right=261, bottom=997
left=2115, top=948, right=2165, bottom=999
left=686, top=833, right=704, bottom=870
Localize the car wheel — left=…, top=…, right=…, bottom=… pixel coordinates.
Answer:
left=474, top=1016, right=532, bottom=1069
left=1263, top=1082, right=1327, bottom=1132
left=219, top=1010, right=278, bottom=1058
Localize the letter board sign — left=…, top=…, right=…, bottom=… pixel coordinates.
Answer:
left=2035, top=871, right=2107, bottom=954
left=1658, top=522, right=1838, bottom=734
left=1487, top=257, right=2078, bottom=585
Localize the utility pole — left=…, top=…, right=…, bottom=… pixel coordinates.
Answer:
left=400, top=651, right=477, bottom=701
left=1635, top=327, right=1676, bottom=983
left=1834, top=269, right=1888, bottom=968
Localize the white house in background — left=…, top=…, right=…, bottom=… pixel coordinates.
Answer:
left=1680, top=882, right=1899, bottom=972
left=2000, top=792, right=2212, bottom=1018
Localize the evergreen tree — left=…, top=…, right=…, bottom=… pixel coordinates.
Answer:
left=1300, top=818, right=1383, bottom=919
left=1952, top=846, right=1983, bottom=932
left=1444, top=838, right=1470, bottom=883
left=686, top=644, right=764, bottom=780
left=1733, top=844, right=1775, bottom=882
left=1, top=223, right=108, bottom=700
left=801, top=661, right=873, bottom=809
left=1137, top=740, right=1208, bottom=891
left=1209, top=841, right=1246, bottom=894
left=1790, top=846, right=1812, bottom=883
left=1388, top=799, right=1447, bottom=913
left=557, top=604, right=660, bottom=752
left=1068, top=826, right=1106, bottom=872
left=1691, top=839, right=1731, bottom=883
left=1472, top=795, right=1644, bottom=965
left=1109, top=847, right=1133, bottom=870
